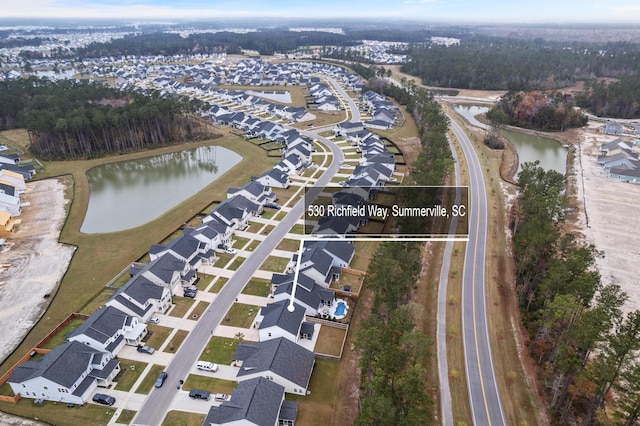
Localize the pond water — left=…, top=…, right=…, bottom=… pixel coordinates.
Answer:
left=81, top=145, right=242, bottom=234
left=452, top=104, right=567, bottom=176
left=245, top=90, right=292, bottom=103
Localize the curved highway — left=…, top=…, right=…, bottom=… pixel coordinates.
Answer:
left=449, top=115, right=506, bottom=425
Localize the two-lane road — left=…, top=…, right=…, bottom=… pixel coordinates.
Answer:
left=449, top=115, right=506, bottom=425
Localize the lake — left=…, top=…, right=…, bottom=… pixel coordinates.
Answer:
left=81, top=145, right=242, bottom=234
left=452, top=104, right=567, bottom=176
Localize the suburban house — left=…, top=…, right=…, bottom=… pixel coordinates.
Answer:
left=272, top=276, right=336, bottom=317
left=65, top=306, right=147, bottom=356
left=599, top=138, right=633, bottom=155
left=8, top=341, right=120, bottom=405
left=106, top=274, right=171, bottom=322
left=206, top=198, right=251, bottom=230
left=304, top=239, right=355, bottom=268
left=0, top=169, right=27, bottom=194
left=253, top=300, right=307, bottom=343
left=0, top=183, right=22, bottom=216
left=608, top=165, right=640, bottom=183
left=202, top=377, right=297, bottom=426
left=286, top=246, right=339, bottom=289
left=227, top=181, right=276, bottom=207
left=596, top=152, right=639, bottom=169
left=334, top=121, right=364, bottom=137
left=253, top=169, right=291, bottom=189
left=314, top=215, right=360, bottom=236
left=599, top=120, right=625, bottom=135
left=193, top=220, right=233, bottom=247
left=136, top=252, right=188, bottom=295
left=234, top=338, right=315, bottom=395
left=149, top=232, right=214, bottom=270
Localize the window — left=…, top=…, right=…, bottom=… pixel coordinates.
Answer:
left=268, top=332, right=272, bottom=337
left=43, top=386, right=48, bottom=390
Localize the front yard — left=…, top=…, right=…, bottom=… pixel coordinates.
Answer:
left=199, top=336, right=242, bottom=365
left=222, top=303, right=260, bottom=328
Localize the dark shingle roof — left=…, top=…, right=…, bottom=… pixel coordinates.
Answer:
left=258, top=300, right=305, bottom=336
left=66, top=306, right=129, bottom=344
left=203, top=377, right=284, bottom=426
left=235, top=338, right=315, bottom=388
left=9, top=341, right=104, bottom=388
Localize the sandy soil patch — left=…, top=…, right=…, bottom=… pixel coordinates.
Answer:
left=573, top=130, right=640, bottom=313
left=0, top=178, right=75, bottom=364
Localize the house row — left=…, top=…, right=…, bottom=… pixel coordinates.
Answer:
left=597, top=138, right=640, bottom=183
left=0, top=162, right=31, bottom=232
left=361, top=90, right=399, bottom=130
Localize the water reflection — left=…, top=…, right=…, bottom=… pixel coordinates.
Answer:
left=451, top=104, right=567, bottom=176
left=81, top=145, right=242, bottom=233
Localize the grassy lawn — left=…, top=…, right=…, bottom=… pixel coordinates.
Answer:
left=241, top=278, right=271, bottom=297
left=191, top=301, right=210, bottom=319
left=209, top=277, right=228, bottom=293
left=259, top=255, right=289, bottom=273
left=135, top=364, right=166, bottom=394
left=350, top=240, right=380, bottom=272
left=40, top=317, right=86, bottom=350
left=0, top=381, right=14, bottom=396
left=0, top=132, right=278, bottom=377
left=261, top=209, right=277, bottom=220
left=195, top=272, right=215, bottom=290
left=183, top=375, right=237, bottom=394
left=245, top=222, right=264, bottom=233
left=114, top=360, right=148, bottom=391
left=162, top=410, right=206, bottom=426
left=314, top=326, right=347, bottom=357
left=143, top=325, right=172, bottom=350
left=276, top=238, right=301, bottom=252
left=245, top=239, right=262, bottom=252
left=227, top=256, right=245, bottom=271
left=222, top=303, right=260, bottom=328
left=231, top=236, right=250, bottom=249
left=169, top=297, right=196, bottom=318
left=213, top=253, right=233, bottom=268
left=0, top=397, right=116, bottom=426
left=289, top=359, right=341, bottom=426
left=164, top=330, right=189, bottom=353
left=79, top=289, right=115, bottom=315
left=199, top=336, right=241, bottom=365
left=260, top=224, right=275, bottom=235
left=331, top=272, right=365, bottom=293
left=116, top=409, right=136, bottom=425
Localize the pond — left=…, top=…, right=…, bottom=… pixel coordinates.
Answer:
left=452, top=104, right=567, bottom=176
left=81, top=145, right=242, bottom=234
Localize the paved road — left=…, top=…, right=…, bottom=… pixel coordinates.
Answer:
left=449, top=116, right=506, bottom=425
left=436, top=133, right=463, bottom=425
left=132, top=88, right=347, bottom=426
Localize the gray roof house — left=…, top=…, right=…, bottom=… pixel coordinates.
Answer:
left=8, top=341, right=120, bottom=405
left=254, top=300, right=306, bottom=343
left=106, top=273, right=171, bottom=321
left=202, top=377, right=297, bottom=426
left=273, top=279, right=336, bottom=317
left=66, top=306, right=147, bottom=356
left=140, top=252, right=188, bottom=295
left=600, top=120, right=624, bottom=135
left=253, top=169, right=291, bottom=189
left=234, top=337, right=315, bottom=395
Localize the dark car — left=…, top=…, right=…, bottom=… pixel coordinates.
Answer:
left=183, top=289, right=197, bottom=298
left=137, top=345, right=155, bottom=354
left=264, top=203, right=281, bottom=210
left=155, top=371, right=168, bottom=388
left=189, top=389, right=211, bottom=400
left=92, top=393, right=115, bottom=406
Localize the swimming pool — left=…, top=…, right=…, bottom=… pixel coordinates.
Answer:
left=334, top=301, right=347, bottom=318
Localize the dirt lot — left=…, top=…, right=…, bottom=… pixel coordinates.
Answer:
left=573, top=126, right=640, bottom=313
left=0, top=178, right=75, bottom=364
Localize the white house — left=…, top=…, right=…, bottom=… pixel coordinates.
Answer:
left=253, top=300, right=306, bottom=343
left=8, top=341, right=120, bottom=405
left=106, top=274, right=171, bottom=322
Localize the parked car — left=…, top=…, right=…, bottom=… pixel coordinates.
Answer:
left=183, top=289, right=197, bottom=298
left=214, top=393, right=230, bottom=402
left=197, top=361, right=219, bottom=372
left=264, top=203, right=281, bottom=210
left=147, top=317, right=159, bottom=324
left=137, top=345, right=155, bottom=354
left=155, top=371, right=168, bottom=388
left=92, top=393, right=115, bottom=406
left=223, top=247, right=237, bottom=254
left=189, top=389, right=211, bottom=400
left=342, top=285, right=352, bottom=292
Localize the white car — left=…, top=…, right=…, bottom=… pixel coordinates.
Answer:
left=224, top=247, right=237, bottom=255
left=147, top=317, right=159, bottom=324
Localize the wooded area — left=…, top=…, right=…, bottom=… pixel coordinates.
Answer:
left=401, top=37, right=640, bottom=91
left=487, top=91, right=588, bottom=131
left=0, top=77, right=216, bottom=160
left=513, top=162, right=640, bottom=425
left=574, top=76, right=640, bottom=118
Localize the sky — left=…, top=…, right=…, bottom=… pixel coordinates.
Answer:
left=3, top=0, right=640, bottom=23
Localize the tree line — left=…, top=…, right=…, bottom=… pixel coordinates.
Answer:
left=513, top=161, right=640, bottom=425
left=401, top=36, right=640, bottom=91
left=353, top=75, right=453, bottom=424
left=574, top=76, right=640, bottom=118
left=487, top=91, right=588, bottom=131
left=0, top=77, right=216, bottom=160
